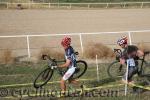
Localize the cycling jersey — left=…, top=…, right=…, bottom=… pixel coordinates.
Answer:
left=65, top=46, right=77, bottom=68
left=121, top=45, right=139, bottom=81
left=63, top=46, right=77, bottom=81
left=121, top=45, right=138, bottom=60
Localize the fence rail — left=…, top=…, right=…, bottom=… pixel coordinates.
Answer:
left=0, top=30, right=150, bottom=58
left=0, top=2, right=150, bottom=9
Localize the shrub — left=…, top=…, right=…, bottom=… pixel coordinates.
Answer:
left=83, top=43, right=115, bottom=59
left=0, top=49, right=15, bottom=64
left=38, top=47, right=64, bottom=60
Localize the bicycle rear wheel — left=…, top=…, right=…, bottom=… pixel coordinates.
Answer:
left=72, top=60, right=87, bottom=79
left=34, top=67, right=53, bottom=88
left=132, top=75, right=150, bottom=93
left=139, top=60, right=150, bottom=76
left=107, top=61, right=126, bottom=79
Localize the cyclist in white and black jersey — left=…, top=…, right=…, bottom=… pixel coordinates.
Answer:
left=58, top=36, right=78, bottom=92
left=117, top=36, right=144, bottom=83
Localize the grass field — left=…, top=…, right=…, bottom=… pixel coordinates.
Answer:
left=1, top=0, right=150, bottom=3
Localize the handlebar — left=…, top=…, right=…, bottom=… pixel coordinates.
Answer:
left=41, top=51, right=79, bottom=62
left=75, top=52, right=79, bottom=55
left=114, top=49, right=122, bottom=56
left=114, top=49, right=121, bottom=53
left=42, top=54, right=55, bottom=61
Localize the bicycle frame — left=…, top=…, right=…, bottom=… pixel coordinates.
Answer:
left=44, top=56, right=66, bottom=76
left=114, top=49, right=149, bottom=75
left=114, top=49, right=122, bottom=61
left=42, top=52, right=78, bottom=76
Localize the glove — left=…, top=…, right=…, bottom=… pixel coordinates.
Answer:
left=53, top=66, right=57, bottom=69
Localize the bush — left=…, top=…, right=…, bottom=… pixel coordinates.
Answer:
left=83, top=43, right=115, bottom=59
left=38, top=48, right=64, bottom=60
left=137, top=42, right=150, bottom=52
left=0, top=49, right=15, bottom=64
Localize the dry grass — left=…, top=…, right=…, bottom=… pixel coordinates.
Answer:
left=83, top=42, right=115, bottom=59
left=0, top=49, right=15, bottom=64
left=37, top=48, right=64, bottom=60
left=137, top=42, right=150, bottom=52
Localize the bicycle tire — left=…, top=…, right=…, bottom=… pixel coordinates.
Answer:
left=107, top=60, right=126, bottom=79
left=139, top=60, right=150, bottom=76
left=132, top=75, right=150, bottom=93
left=34, top=67, right=53, bottom=88
left=72, top=60, right=88, bottom=79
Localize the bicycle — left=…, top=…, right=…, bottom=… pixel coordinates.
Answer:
left=33, top=52, right=88, bottom=88
left=107, top=49, right=150, bottom=80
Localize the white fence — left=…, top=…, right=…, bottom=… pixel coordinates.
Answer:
left=0, top=30, right=150, bottom=58
left=0, top=2, right=150, bottom=9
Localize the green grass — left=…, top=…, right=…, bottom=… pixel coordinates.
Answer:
left=58, top=0, right=150, bottom=3
left=0, top=61, right=149, bottom=100
left=0, top=0, right=31, bottom=3
left=3, top=0, right=150, bottom=3
left=2, top=0, right=150, bottom=3
left=1, top=0, right=150, bottom=9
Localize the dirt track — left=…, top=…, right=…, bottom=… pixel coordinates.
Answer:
left=0, top=9, right=150, bottom=35
left=0, top=9, right=150, bottom=57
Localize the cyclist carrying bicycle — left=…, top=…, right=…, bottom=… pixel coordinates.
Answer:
left=58, top=36, right=78, bottom=93
left=117, top=36, right=144, bottom=83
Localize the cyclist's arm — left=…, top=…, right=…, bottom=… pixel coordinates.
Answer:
left=119, top=58, right=125, bottom=65
left=136, top=50, right=144, bottom=57
left=58, top=59, right=71, bottom=68
left=119, top=50, right=127, bottom=65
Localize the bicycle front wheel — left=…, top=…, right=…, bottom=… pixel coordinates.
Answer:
left=33, top=67, right=53, bottom=88
left=107, top=61, right=126, bottom=79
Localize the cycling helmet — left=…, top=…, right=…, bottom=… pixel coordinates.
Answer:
left=117, top=36, right=128, bottom=46
left=61, top=36, right=71, bottom=47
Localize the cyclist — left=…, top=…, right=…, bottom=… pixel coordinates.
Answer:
left=58, top=36, right=78, bottom=93
left=117, top=36, right=144, bottom=83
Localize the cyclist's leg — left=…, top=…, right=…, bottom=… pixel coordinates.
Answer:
left=128, top=60, right=138, bottom=81
left=122, top=66, right=138, bottom=82
left=128, top=67, right=137, bottom=81
left=61, top=67, right=76, bottom=91
left=60, top=79, right=66, bottom=91
left=127, top=59, right=137, bottom=81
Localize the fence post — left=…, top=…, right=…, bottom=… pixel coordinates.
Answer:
left=29, top=2, right=31, bottom=9
left=6, top=2, right=8, bottom=9
left=58, top=3, right=60, bottom=8
left=88, top=4, right=90, bottom=9
left=49, top=2, right=50, bottom=8
left=69, top=3, right=72, bottom=9
left=79, top=33, right=84, bottom=54
left=125, top=32, right=132, bottom=95
left=125, top=59, right=129, bottom=96
left=123, top=3, right=126, bottom=8
left=96, top=55, right=99, bottom=82
left=141, top=2, right=144, bottom=8
left=128, top=32, right=132, bottom=45
left=106, top=3, right=109, bottom=8
left=26, top=35, right=31, bottom=58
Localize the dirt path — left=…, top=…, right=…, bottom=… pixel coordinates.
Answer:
left=0, top=9, right=150, bottom=35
